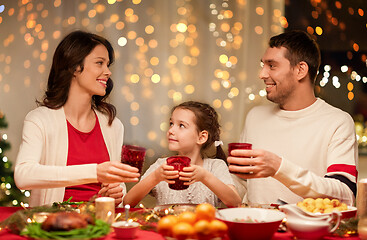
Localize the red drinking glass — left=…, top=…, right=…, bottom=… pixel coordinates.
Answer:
left=228, top=143, right=252, bottom=174
left=166, top=156, right=191, bottom=190
left=228, top=143, right=252, bottom=156
left=121, top=145, right=146, bottom=174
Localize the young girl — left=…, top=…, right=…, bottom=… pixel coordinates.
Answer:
left=123, top=101, right=241, bottom=207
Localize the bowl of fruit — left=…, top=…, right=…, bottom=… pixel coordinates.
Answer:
left=216, top=208, right=285, bottom=240
left=157, top=203, right=228, bottom=240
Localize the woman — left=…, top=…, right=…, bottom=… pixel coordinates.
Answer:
left=14, top=30, right=139, bottom=207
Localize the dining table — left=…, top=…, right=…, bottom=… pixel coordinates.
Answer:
left=0, top=206, right=361, bottom=240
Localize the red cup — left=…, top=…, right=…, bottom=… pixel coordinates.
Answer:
left=228, top=143, right=252, bottom=156
left=121, top=145, right=146, bottom=174
left=228, top=143, right=252, bottom=174
left=166, top=156, right=191, bottom=190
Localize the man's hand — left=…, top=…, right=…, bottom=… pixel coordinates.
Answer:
left=227, top=149, right=282, bottom=179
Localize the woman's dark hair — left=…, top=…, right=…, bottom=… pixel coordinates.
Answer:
left=269, top=30, right=321, bottom=84
left=172, top=101, right=227, bottom=163
left=37, top=30, right=116, bottom=125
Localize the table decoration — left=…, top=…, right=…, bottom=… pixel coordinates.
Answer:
left=95, top=197, right=115, bottom=224
left=20, top=217, right=110, bottom=240
left=157, top=203, right=228, bottom=240
left=0, top=197, right=111, bottom=240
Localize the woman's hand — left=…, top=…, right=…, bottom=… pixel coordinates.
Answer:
left=153, top=163, right=178, bottom=184
left=179, top=165, right=207, bottom=185
left=99, top=182, right=124, bottom=206
left=97, top=161, right=140, bottom=183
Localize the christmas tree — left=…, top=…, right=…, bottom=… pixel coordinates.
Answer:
left=0, top=111, right=28, bottom=206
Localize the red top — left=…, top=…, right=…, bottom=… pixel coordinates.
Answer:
left=63, top=114, right=110, bottom=202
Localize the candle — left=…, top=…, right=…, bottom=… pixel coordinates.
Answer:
left=358, top=178, right=367, bottom=240
left=357, top=178, right=367, bottom=217
left=95, top=197, right=115, bottom=224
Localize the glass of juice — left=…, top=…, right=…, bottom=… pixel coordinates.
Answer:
left=166, top=156, right=191, bottom=190
left=121, top=145, right=146, bottom=174
left=228, top=143, right=252, bottom=174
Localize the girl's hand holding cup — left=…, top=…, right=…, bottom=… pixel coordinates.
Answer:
left=179, top=165, right=206, bottom=185
left=154, top=163, right=179, bottom=184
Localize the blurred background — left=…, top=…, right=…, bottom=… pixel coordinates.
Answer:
left=0, top=0, right=366, bottom=206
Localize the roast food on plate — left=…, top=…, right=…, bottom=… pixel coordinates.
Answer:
left=21, top=211, right=110, bottom=239
left=41, top=211, right=94, bottom=231
left=297, top=198, right=348, bottom=214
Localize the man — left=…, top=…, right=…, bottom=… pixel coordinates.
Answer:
left=228, top=30, right=358, bottom=205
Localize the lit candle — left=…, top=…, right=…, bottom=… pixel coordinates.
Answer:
left=95, top=197, right=115, bottom=224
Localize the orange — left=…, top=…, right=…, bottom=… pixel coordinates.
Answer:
left=209, top=219, right=228, bottom=237
left=195, top=203, right=216, bottom=221
left=194, top=219, right=211, bottom=235
left=172, top=222, right=195, bottom=240
left=157, top=215, right=178, bottom=236
left=177, top=211, right=197, bottom=225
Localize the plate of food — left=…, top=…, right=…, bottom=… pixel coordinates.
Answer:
left=20, top=211, right=110, bottom=239
left=294, top=198, right=357, bottom=219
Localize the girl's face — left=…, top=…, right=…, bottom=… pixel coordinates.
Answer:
left=167, top=108, right=205, bottom=155
left=73, top=44, right=111, bottom=97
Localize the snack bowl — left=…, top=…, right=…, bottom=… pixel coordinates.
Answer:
left=216, top=208, right=285, bottom=240
left=112, top=221, right=140, bottom=239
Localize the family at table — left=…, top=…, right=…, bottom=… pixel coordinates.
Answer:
left=13, top=29, right=357, bottom=211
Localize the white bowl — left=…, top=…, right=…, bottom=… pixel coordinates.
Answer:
left=216, top=208, right=285, bottom=240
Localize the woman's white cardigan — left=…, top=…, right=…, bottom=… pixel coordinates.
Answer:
left=14, top=106, right=125, bottom=207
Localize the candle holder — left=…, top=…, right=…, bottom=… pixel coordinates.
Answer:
left=358, top=178, right=367, bottom=240
left=95, top=197, right=115, bottom=224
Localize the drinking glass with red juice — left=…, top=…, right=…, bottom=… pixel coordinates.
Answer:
left=121, top=145, right=146, bottom=174
left=228, top=143, right=252, bottom=174
left=166, top=156, right=191, bottom=190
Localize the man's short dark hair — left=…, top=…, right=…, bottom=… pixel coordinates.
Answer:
left=269, top=30, right=321, bottom=84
